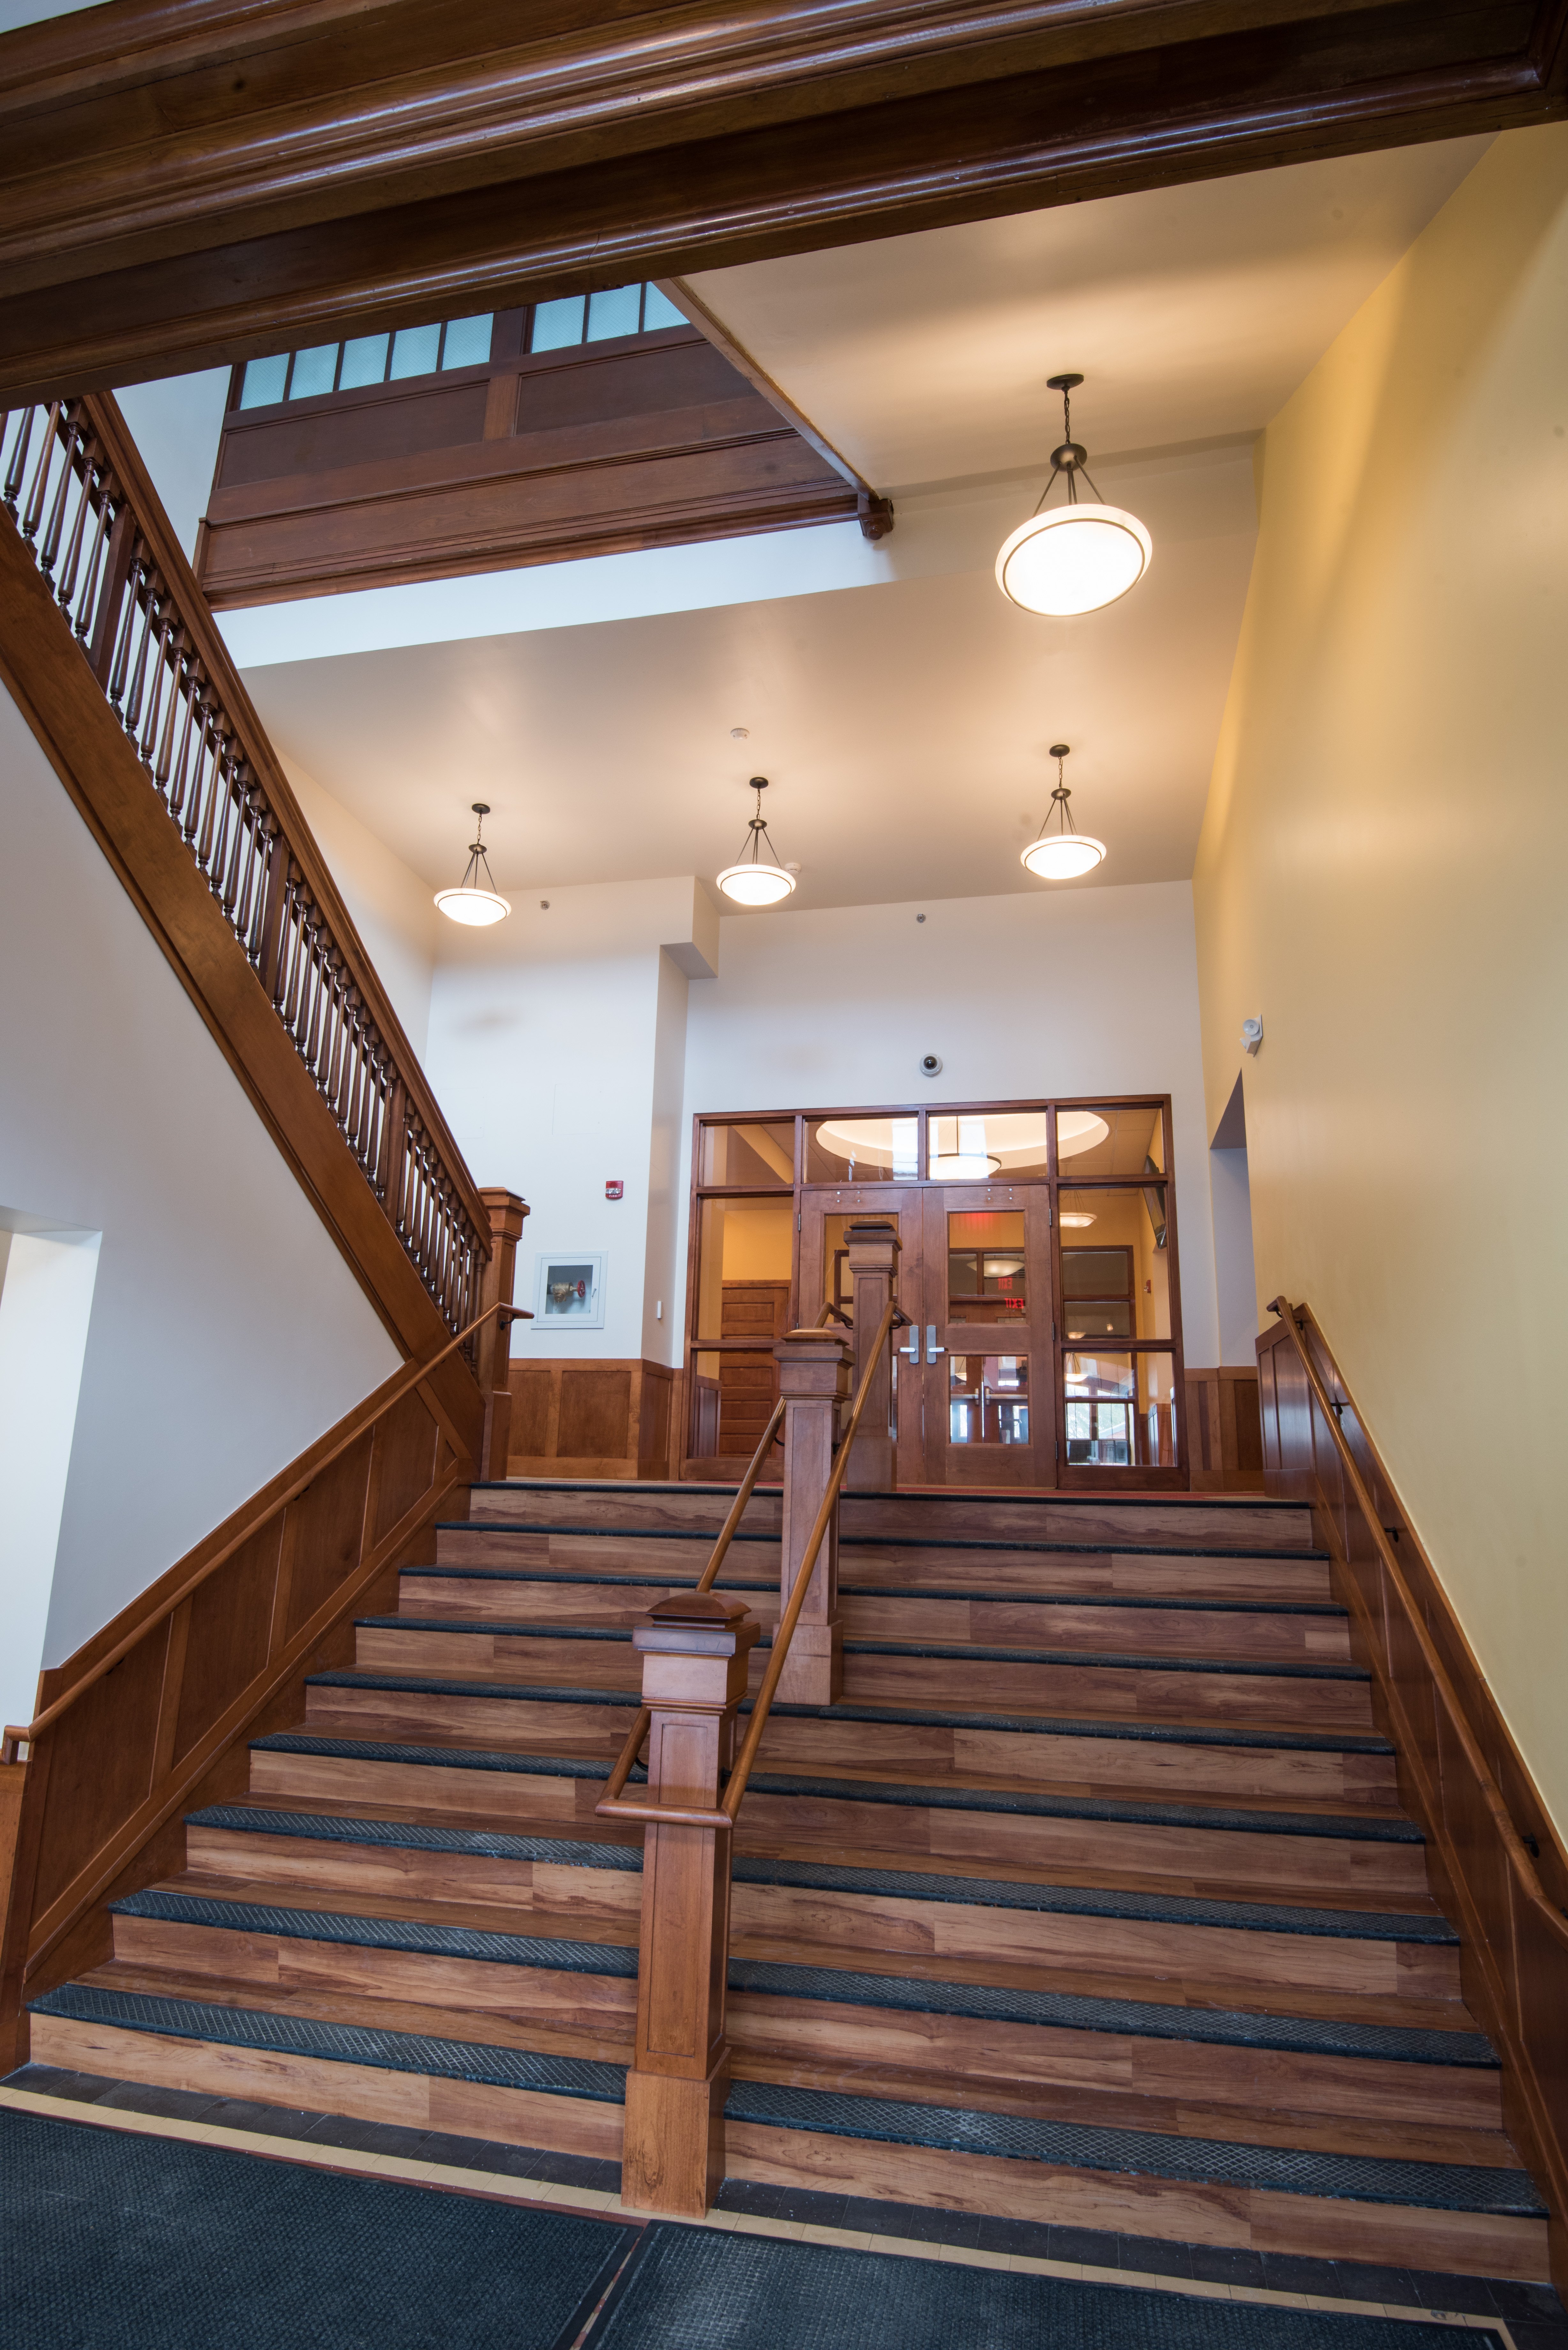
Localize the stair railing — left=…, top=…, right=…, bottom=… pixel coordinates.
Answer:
left=0, top=393, right=489, bottom=1340
left=1262, top=1298, right=1568, bottom=2237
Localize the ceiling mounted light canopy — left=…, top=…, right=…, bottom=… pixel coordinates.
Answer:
left=717, top=776, right=796, bottom=907
left=996, top=375, right=1151, bottom=618
left=1021, top=746, right=1106, bottom=882
left=434, top=801, right=511, bottom=925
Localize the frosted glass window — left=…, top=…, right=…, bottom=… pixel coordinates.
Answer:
left=441, top=313, right=493, bottom=369
left=641, top=283, right=685, bottom=330
left=288, top=344, right=338, bottom=400
left=531, top=295, right=586, bottom=351
left=338, top=333, right=389, bottom=389
left=587, top=284, right=641, bottom=341
left=239, top=354, right=288, bottom=408
left=388, top=323, right=441, bottom=379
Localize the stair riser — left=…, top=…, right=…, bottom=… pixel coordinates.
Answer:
left=380, top=1599, right=1352, bottom=1666
left=27, top=2011, right=618, bottom=2158
left=468, top=1488, right=1315, bottom=1550
left=319, top=1649, right=1377, bottom=1733
left=247, top=1754, right=1429, bottom=1906
left=320, top=1672, right=1398, bottom=1808
left=30, top=2013, right=1536, bottom=2284
left=185, top=1829, right=1461, bottom=2008
left=722, top=2120, right=1549, bottom=2281
left=101, top=1920, right=1500, bottom=2134
left=425, top=1542, right=1332, bottom=1603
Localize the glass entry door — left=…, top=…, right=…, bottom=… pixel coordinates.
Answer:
left=915, top=1185, right=1055, bottom=1486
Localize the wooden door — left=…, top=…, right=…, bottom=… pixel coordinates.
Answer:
left=717, top=1280, right=791, bottom=1456
left=915, top=1183, right=1056, bottom=1487
left=797, top=1187, right=924, bottom=1486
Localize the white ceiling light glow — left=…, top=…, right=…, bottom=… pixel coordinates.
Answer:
left=1020, top=745, right=1106, bottom=882
left=996, top=374, right=1151, bottom=618
left=434, top=801, right=511, bottom=925
left=717, top=775, right=796, bottom=907
left=930, top=1114, right=999, bottom=1179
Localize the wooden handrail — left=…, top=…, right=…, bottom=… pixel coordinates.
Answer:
left=1, top=1296, right=529, bottom=1764
left=1268, top=1298, right=1568, bottom=1953
left=1, top=393, right=491, bottom=1334
left=597, top=1301, right=902, bottom=1831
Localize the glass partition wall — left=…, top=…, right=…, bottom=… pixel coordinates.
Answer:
left=682, top=1098, right=1184, bottom=1488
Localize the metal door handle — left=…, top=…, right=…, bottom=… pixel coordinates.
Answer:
left=899, top=1334, right=921, bottom=1362
left=926, top=1324, right=946, bottom=1359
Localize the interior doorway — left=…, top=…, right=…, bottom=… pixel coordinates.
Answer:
left=682, top=1099, right=1187, bottom=1489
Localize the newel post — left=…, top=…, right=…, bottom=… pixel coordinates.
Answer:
left=477, top=1188, right=528, bottom=1479
left=773, top=1326, right=852, bottom=1704
left=621, top=1591, right=760, bottom=2216
left=844, top=1218, right=900, bottom=1491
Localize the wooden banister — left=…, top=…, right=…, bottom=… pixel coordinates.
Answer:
left=1, top=1295, right=528, bottom=1767
left=0, top=393, right=490, bottom=1343
left=596, top=1302, right=904, bottom=1834
left=1266, top=1301, right=1568, bottom=1954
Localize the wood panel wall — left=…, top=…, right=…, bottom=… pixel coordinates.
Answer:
left=1258, top=1306, right=1568, bottom=2299
left=507, top=1358, right=676, bottom=1482
left=0, top=1362, right=473, bottom=2069
left=195, top=323, right=859, bottom=603
left=1184, top=1366, right=1264, bottom=1492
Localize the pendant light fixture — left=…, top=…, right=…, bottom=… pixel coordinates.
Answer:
left=717, top=777, right=796, bottom=906
left=996, top=375, right=1151, bottom=617
left=1021, top=745, right=1106, bottom=880
left=434, top=802, right=511, bottom=925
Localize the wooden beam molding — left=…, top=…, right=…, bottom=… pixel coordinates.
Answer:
left=0, top=0, right=1563, bottom=402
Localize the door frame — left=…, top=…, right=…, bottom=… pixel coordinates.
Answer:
left=680, top=1096, right=1187, bottom=1490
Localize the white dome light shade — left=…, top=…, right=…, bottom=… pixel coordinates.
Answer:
left=717, top=860, right=795, bottom=906
left=435, top=884, right=511, bottom=926
left=995, top=503, right=1151, bottom=617
left=1059, top=1210, right=1097, bottom=1228
left=1020, top=831, right=1106, bottom=880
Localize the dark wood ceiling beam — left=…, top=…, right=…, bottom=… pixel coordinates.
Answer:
left=0, top=0, right=1560, bottom=406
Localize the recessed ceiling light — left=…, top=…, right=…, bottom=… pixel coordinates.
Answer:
left=730, top=726, right=750, bottom=739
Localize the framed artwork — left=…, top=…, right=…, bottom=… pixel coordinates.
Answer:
left=535, top=1253, right=606, bottom=1329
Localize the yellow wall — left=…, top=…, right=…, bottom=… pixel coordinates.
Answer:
left=1193, top=126, right=1568, bottom=1832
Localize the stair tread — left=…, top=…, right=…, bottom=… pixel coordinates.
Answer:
left=328, top=1639, right=1374, bottom=1682
left=396, top=1581, right=1347, bottom=1616
left=318, top=1672, right=1393, bottom=1753
left=30, top=1981, right=1539, bottom=2214
left=108, top=1886, right=1494, bottom=2067
left=260, top=1732, right=1418, bottom=1842
left=188, top=1807, right=1457, bottom=1941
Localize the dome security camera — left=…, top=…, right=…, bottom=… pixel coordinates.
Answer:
left=919, top=1054, right=943, bottom=1077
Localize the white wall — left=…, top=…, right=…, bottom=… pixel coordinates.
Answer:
left=1209, top=1147, right=1259, bottom=1366
left=0, top=680, right=399, bottom=1682
left=114, top=369, right=230, bottom=565
left=0, top=1221, right=100, bottom=1728
left=681, top=882, right=1223, bottom=1365
left=423, top=878, right=719, bottom=1364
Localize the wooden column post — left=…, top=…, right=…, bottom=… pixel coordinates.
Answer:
left=844, top=1218, right=900, bottom=1492
left=621, top=1590, right=759, bottom=2217
left=477, top=1188, right=528, bottom=1480
left=773, top=1326, right=851, bottom=1704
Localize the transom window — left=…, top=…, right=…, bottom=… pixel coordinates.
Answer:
left=237, top=283, right=687, bottom=410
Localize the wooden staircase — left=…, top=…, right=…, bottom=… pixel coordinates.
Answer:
left=25, top=1479, right=1550, bottom=2281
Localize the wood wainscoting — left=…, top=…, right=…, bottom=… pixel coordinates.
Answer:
left=507, top=1358, right=676, bottom=1481
left=1184, top=1366, right=1264, bottom=1492
left=1258, top=1302, right=1568, bottom=2301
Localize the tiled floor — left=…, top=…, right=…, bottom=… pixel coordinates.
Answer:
left=5, top=2064, right=1565, bottom=2349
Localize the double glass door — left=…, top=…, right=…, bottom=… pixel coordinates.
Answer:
left=798, top=1181, right=1054, bottom=1486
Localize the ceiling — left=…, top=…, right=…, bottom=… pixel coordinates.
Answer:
left=240, top=137, right=1491, bottom=914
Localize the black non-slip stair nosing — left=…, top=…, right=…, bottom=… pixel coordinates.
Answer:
left=316, top=1667, right=1394, bottom=1755
left=255, top=1732, right=1420, bottom=1841
left=440, top=1520, right=1329, bottom=1563
left=336, top=1633, right=1373, bottom=1683
left=106, top=1888, right=1496, bottom=2069
left=29, top=1983, right=1534, bottom=2216
left=186, top=1807, right=1459, bottom=1942
left=404, top=1570, right=1354, bottom=1607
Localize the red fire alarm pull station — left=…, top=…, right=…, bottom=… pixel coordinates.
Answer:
left=605, top=1180, right=624, bottom=1201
